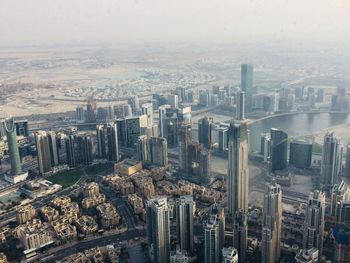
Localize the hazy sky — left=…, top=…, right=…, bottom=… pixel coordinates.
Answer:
left=1, top=0, right=350, bottom=47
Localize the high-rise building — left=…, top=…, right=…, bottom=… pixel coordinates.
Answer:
left=222, top=247, right=239, bottom=263
left=176, top=87, right=187, bottom=103
left=290, top=140, right=312, bottom=169
left=261, top=133, right=271, bottom=163
left=345, top=144, right=350, bottom=178
left=233, top=209, right=247, bottom=263
left=65, top=135, right=77, bottom=168
left=142, top=103, right=154, bottom=127
left=175, top=196, right=195, bottom=254
left=35, top=131, right=58, bottom=175
left=96, top=125, right=107, bottom=159
left=218, top=125, right=229, bottom=152
left=178, top=106, right=192, bottom=125
left=159, top=105, right=171, bottom=138
left=118, top=115, right=148, bottom=148
left=321, top=132, right=343, bottom=186
left=227, top=121, right=249, bottom=215
left=178, top=124, right=192, bottom=173
left=106, top=123, right=120, bottom=162
left=262, top=182, right=282, bottom=263
left=199, top=147, right=211, bottom=183
left=241, top=64, right=254, bottom=112
left=86, top=99, right=97, bottom=122
left=236, top=91, right=245, bottom=120
left=128, top=95, right=140, bottom=113
left=332, top=224, right=350, bottom=263
left=146, top=197, right=171, bottom=263
left=149, top=137, right=168, bottom=167
left=198, top=116, right=214, bottom=149
left=14, top=120, right=29, bottom=137
left=76, top=134, right=93, bottom=165
left=75, top=105, right=85, bottom=123
left=303, top=191, right=325, bottom=261
left=331, top=180, right=350, bottom=218
left=136, top=135, right=149, bottom=163
left=204, top=204, right=225, bottom=263
left=199, top=90, right=210, bottom=107
left=168, top=94, right=179, bottom=109
left=337, top=201, right=350, bottom=224
left=270, top=128, right=288, bottom=173
left=4, top=118, right=22, bottom=175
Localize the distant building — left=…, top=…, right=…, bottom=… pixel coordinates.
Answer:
left=75, top=105, right=85, bottom=123
left=106, top=123, right=120, bottom=162
left=199, top=90, right=210, bottom=107
left=128, top=95, right=140, bottom=113
left=96, top=125, right=107, bottom=159
left=289, top=140, right=312, bottom=169
left=198, top=116, right=214, bottom=149
left=345, top=144, right=350, bottom=179
left=236, top=91, right=245, bottom=120
left=260, top=133, right=271, bottom=163
left=167, top=94, right=179, bottom=109
left=15, top=120, right=29, bottom=137
left=178, top=124, right=192, bottom=173
left=241, top=64, right=254, bottom=112
left=321, top=132, right=343, bottom=186
left=270, top=128, right=288, bottom=173
left=199, top=147, right=211, bottom=184
left=142, top=103, right=154, bottom=127
left=4, top=118, right=22, bottom=176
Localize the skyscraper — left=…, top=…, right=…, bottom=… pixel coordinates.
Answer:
left=141, top=103, right=154, bottom=127
left=178, top=124, right=191, bottom=173
left=289, top=140, right=312, bottom=169
left=86, top=99, right=96, bottom=122
left=128, top=95, right=140, bottom=113
left=198, top=116, right=214, bottom=149
left=270, top=128, right=288, bottom=173
left=241, top=64, right=253, bottom=112
left=199, top=147, right=211, bottom=184
left=321, top=132, right=343, bottom=186
left=149, top=137, right=168, bottom=167
left=146, top=197, right=171, bottom=263
left=227, top=121, right=249, bottom=215
left=204, top=204, right=225, bottom=263
left=14, top=120, right=29, bottom=137
left=330, top=180, right=350, bottom=218
left=96, top=125, right=107, bottom=158
left=75, top=105, right=85, bottom=123
left=65, top=135, right=77, bottom=168
left=236, top=91, right=245, bottom=120
left=262, top=182, right=282, bottom=263
left=159, top=104, right=171, bottom=138
left=167, top=94, right=179, bottom=109
left=303, top=191, right=325, bottom=262
left=345, top=144, right=350, bottom=179
left=233, top=209, right=247, bottom=263
left=175, top=196, right=195, bottom=254
left=76, top=134, right=93, bottom=165
left=4, top=118, right=22, bottom=175
left=106, top=123, right=120, bottom=162
left=35, top=131, right=58, bottom=175
left=136, top=135, right=149, bottom=163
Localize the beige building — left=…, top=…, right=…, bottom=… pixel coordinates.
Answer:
left=96, top=203, right=120, bottom=228
left=40, top=206, right=59, bottom=222
left=0, top=253, right=8, bottom=263
left=51, top=196, right=72, bottom=210
left=114, top=159, right=143, bottom=176
left=83, top=182, right=100, bottom=197
left=16, top=204, right=36, bottom=224
left=75, top=216, right=98, bottom=234
left=82, top=193, right=106, bottom=209
left=128, top=194, right=144, bottom=215
left=53, top=222, right=77, bottom=243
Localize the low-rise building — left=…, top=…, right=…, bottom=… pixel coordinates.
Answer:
left=128, top=194, right=144, bottom=215
left=0, top=252, right=8, bottom=263
left=96, top=203, right=121, bottom=228
left=83, top=182, right=100, bottom=197
left=16, top=204, right=36, bottom=224
left=75, top=216, right=98, bottom=234
left=82, top=193, right=106, bottom=209
left=51, top=196, right=72, bottom=210
left=40, top=206, right=59, bottom=222
left=114, top=159, right=143, bottom=176
left=53, top=222, right=77, bottom=243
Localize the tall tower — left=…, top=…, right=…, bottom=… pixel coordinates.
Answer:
left=204, top=204, right=225, bottom=263
left=106, top=123, right=120, bottom=162
left=35, top=131, right=56, bottom=175
left=270, top=128, right=288, bottom=173
left=175, top=196, right=195, bottom=254
left=141, top=102, right=154, bottom=127
left=262, top=182, right=282, bottom=263
left=199, top=147, right=211, bottom=184
left=4, top=118, right=22, bottom=175
left=96, top=125, right=106, bottom=158
left=233, top=209, right=247, bottom=263
left=65, top=135, right=76, bottom=168
left=321, top=133, right=343, bottom=186
left=146, top=197, right=171, bottom=263
left=236, top=91, right=245, bottom=120
left=241, top=64, right=253, bottom=113
left=159, top=105, right=171, bottom=138
left=149, top=137, right=168, bottom=167
left=136, top=135, right=149, bottom=163
left=178, top=124, right=191, bottom=173
left=198, top=116, right=214, bottom=149
left=303, top=191, right=325, bottom=262
left=227, top=121, right=249, bottom=215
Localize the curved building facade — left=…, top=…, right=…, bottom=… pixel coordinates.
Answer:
left=4, top=118, right=22, bottom=175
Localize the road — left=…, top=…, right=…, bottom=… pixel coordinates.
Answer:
left=41, top=228, right=146, bottom=262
